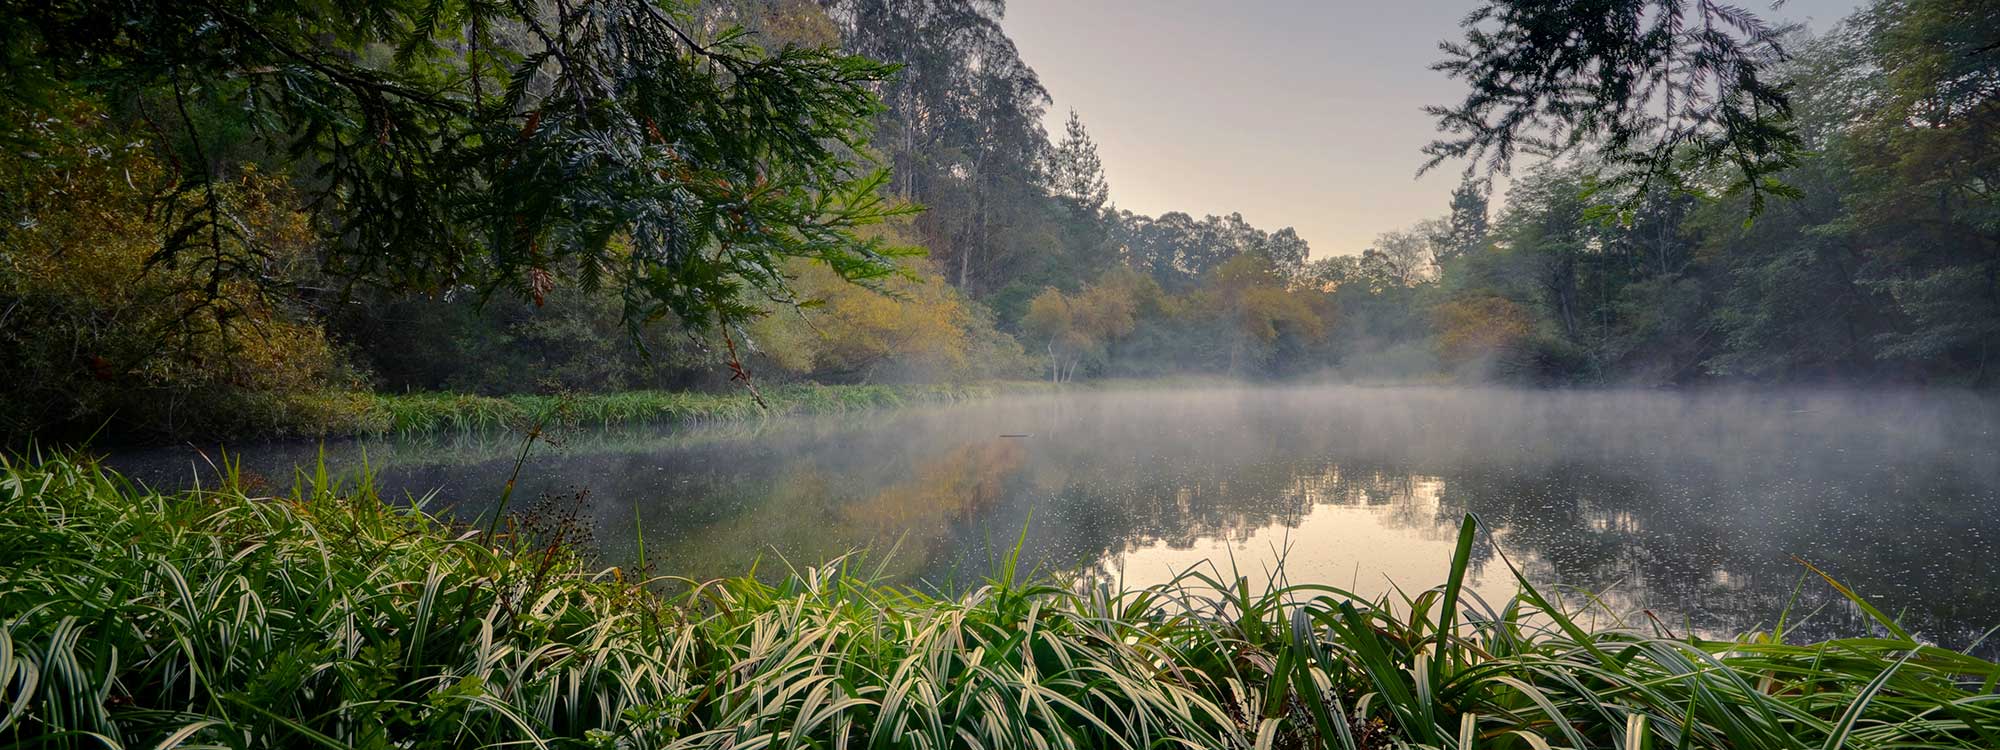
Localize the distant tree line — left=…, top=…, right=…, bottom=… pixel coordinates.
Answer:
left=824, top=0, right=1995, bottom=387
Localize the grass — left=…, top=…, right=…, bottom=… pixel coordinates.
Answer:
left=364, top=383, right=1016, bottom=437
left=3, top=454, right=1998, bottom=749
left=111, top=383, right=1036, bottom=442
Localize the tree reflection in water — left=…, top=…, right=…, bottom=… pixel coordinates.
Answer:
left=112, top=386, right=2000, bottom=652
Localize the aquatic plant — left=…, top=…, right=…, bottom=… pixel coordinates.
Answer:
left=2, top=454, right=1995, bottom=749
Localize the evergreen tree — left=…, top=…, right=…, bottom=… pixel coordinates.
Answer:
left=0, top=0, right=909, bottom=333
left=1046, top=110, right=1110, bottom=214
left=1435, top=178, right=1491, bottom=264
left=1424, top=0, right=1802, bottom=207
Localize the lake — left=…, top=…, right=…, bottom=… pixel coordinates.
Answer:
left=111, top=386, right=2000, bottom=650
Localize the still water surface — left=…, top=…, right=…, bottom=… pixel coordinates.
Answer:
left=113, top=387, right=2000, bottom=649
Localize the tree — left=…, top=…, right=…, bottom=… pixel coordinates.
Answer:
left=1303, top=256, right=1362, bottom=291
left=1109, top=210, right=1313, bottom=290
left=1262, top=228, right=1312, bottom=280
left=1424, top=0, right=1802, bottom=207
left=1046, top=110, right=1110, bottom=214
left=1433, top=296, right=1534, bottom=371
left=1021, top=282, right=1137, bottom=382
left=1434, top=177, right=1491, bottom=264
left=1205, top=254, right=1324, bottom=374
left=1846, top=0, right=2000, bottom=382
left=1369, top=229, right=1437, bottom=287
left=0, top=116, right=354, bottom=437
left=821, top=0, right=1055, bottom=294
left=749, top=260, right=972, bottom=382
left=1, top=0, right=909, bottom=337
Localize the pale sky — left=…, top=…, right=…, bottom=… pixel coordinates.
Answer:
left=1002, top=0, right=1863, bottom=257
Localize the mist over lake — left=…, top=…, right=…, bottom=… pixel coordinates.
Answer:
left=115, top=385, right=2000, bottom=649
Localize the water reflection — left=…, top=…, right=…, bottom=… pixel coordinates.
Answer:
left=112, top=386, right=2000, bottom=650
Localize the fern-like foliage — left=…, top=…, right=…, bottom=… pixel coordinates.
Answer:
left=1424, top=0, right=1805, bottom=212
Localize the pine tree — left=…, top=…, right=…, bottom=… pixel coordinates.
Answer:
left=1046, top=110, right=1110, bottom=214
left=1435, top=178, right=1490, bottom=264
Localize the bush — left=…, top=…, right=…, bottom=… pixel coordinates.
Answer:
left=0, top=106, right=356, bottom=441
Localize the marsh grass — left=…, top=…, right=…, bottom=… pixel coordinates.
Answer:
left=369, top=383, right=1009, bottom=437
left=3, top=454, right=1997, bottom=749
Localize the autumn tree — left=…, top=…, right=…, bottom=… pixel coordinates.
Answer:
left=1022, top=282, right=1138, bottom=382
left=0, top=112, right=355, bottom=437
left=1205, top=254, right=1324, bottom=374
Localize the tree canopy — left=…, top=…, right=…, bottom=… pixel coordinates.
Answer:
left=1424, top=0, right=1804, bottom=208
left=2, top=0, right=911, bottom=331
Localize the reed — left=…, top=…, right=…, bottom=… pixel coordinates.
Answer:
left=3, top=454, right=1995, bottom=749
left=367, top=383, right=1009, bottom=437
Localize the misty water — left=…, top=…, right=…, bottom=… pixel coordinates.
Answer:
left=113, top=386, right=2000, bottom=649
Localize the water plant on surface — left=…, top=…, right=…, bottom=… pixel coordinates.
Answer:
left=2, top=455, right=1996, bottom=749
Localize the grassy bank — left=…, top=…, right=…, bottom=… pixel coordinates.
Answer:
left=4, top=456, right=1997, bottom=749
left=217, top=382, right=1026, bottom=441
left=367, top=383, right=1017, bottom=437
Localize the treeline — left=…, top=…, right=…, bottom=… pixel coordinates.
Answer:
left=1411, top=0, right=1996, bottom=386
left=2, top=0, right=1993, bottom=439
left=816, top=0, right=1998, bottom=387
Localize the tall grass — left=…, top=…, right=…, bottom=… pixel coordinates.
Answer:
left=369, top=383, right=1010, bottom=437
left=3, top=454, right=1996, bottom=749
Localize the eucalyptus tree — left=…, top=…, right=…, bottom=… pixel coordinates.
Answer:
left=1, top=0, right=910, bottom=336
left=819, top=0, right=1054, bottom=294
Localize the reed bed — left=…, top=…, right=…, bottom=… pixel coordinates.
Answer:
left=369, top=383, right=1003, bottom=437
left=3, top=454, right=1996, bottom=749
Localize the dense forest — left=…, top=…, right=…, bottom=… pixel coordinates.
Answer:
left=2, top=0, right=1995, bottom=440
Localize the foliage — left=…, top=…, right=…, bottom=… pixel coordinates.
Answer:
left=1424, top=0, right=1803, bottom=209
left=822, top=0, right=1058, bottom=294
left=334, top=286, right=720, bottom=396
left=0, top=109, right=363, bottom=440
left=0, top=0, right=913, bottom=333
left=1433, top=296, right=1534, bottom=372
left=1843, top=0, right=2000, bottom=377
left=1046, top=110, right=1111, bottom=214
left=6, top=454, right=1999, bottom=749
left=1112, top=210, right=1312, bottom=291
left=1410, top=0, right=1999, bottom=387
left=369, top=383, right=1004, bottom=436
left=748, top=253, right=1032, bottom=383
left=1022, top=279, right=1140, bottom=382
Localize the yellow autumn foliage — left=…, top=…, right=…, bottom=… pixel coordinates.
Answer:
left=1432, top=295, right=1535, bottom=366
left=0, top=107, right=356, bottom=436
left=750, top=255, right=1027, bottom=382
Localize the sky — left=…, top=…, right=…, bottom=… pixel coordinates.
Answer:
left=1001, top=0, right=1863, bottom=258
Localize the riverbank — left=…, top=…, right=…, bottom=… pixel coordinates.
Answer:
left=5, top=454, right=1995, bottom=749
left=367, top=382, right=1024, bottom=436
left=98, top=381, right=1040, bottom=444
